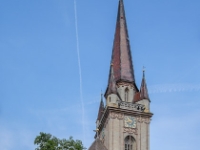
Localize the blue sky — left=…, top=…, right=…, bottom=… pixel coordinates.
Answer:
left=0, top=0, right=200, bottom=149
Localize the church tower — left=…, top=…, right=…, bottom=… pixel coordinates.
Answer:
left=89, top=0, right=153, bottom=150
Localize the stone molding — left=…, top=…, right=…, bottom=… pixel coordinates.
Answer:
left=123, top=127, right=138, bottom=135
left=109, top=112, right=124, bottom=120
left=119, top=101, right=145, bottom=112
left=116, top=81, right=134, bottom=87
left=136, top=117, right=151, bottom=124
left=98, top=106, right=153, bottom=132
left=144, top=118, right=151, bottom=124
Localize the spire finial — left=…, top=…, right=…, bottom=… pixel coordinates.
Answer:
left=105, top=62, right=117, bottom=98
left=101, top=90, right=103, bottom=102
left=142, top=66, right=145, bottom=78
left=139, top=66, right=149, bottom=100
left=142, top=66, right=145, bottom=72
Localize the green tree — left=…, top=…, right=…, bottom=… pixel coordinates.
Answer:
left=34, top=132, right=85, bottom=150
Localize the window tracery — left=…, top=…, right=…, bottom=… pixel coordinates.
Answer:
left=125, top=135, right=134, bottom=150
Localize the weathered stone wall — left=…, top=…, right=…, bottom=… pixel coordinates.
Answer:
left=117, top=84, right=135, bottom=102
left=101, top=111, right=151, bottom=150
left=137, top=99, right=150, bottom=112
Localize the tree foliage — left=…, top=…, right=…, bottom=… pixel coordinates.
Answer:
left=34, top=132, right=85, bottom=150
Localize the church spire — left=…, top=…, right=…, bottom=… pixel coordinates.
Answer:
left=110, top=0, right=135, bottom=83
left=97, top=93, right=105, bottom=121
left=89, top=1, right=153, bottom=149
left=140, top=68, right=149, bottom=100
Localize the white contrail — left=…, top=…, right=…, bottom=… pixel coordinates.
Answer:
left=73, top=0, right=86, bottom=143
left=148, top=83, right=200, bottom=94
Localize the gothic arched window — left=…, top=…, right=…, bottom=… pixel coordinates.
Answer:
left=125, top=88, right=129, bottom=102
left=125, top=135, right=134, bottom=150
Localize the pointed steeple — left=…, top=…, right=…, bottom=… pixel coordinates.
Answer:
left=140, top=69, right=149, bottom=100
left=97, top=93, right=105, bottom=121
left=111, top=0, right=135, bottom=83
left=105, top=64, right=117, bottom=98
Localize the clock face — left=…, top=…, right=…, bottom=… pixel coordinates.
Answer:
left=124, top=116, right=136, bottom=128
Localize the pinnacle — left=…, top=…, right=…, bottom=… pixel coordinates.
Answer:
left=140, top=70, right=149, bottom=100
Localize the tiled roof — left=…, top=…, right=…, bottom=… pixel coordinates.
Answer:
left=105, top=0, right=136, bottom=97
left=105, top=64, right=117, bottom=97
left=88, top=138, right=108, bottom=150
left=133, top=92, right=141, bottom=102
left=110, top=0, right=135, bottom=83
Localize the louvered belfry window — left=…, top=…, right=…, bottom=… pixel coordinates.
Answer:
left=125, top=136, right=134, bottom=150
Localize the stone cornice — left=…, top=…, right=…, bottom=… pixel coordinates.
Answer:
left=97, top=106, right=153, bottom=133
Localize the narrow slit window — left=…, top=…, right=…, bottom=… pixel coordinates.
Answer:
left=109, top=97, right=111, bottom=102
left=125, top=88, right=129, bottom=102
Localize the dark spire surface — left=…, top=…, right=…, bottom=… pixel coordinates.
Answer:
left=110, top=0, right=135, bottom=83
left=105, top=64, right=117, bottom=97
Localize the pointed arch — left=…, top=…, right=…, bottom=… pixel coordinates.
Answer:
left=125, top=87, right=129, bottom=102
left=124, top=135, right=135, bottom=150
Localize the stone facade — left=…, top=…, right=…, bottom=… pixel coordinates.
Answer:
left=96, top=107, right=152, bottom=150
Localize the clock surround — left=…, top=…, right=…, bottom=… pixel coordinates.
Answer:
left=124, top=116, right=136, bottom=128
